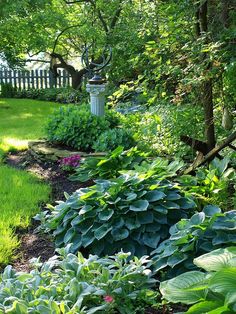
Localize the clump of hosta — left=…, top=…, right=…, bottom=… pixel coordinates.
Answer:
left=151, top=206, right=236, bottom=275
left=37, top=173, right=196, bottom=257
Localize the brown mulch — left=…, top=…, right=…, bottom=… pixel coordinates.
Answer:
left=6, top=150, right=93, bottom=272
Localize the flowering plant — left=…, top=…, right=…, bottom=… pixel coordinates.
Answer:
left=59, top=154, right=81, bottom=171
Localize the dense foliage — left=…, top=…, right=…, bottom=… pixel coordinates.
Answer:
left=37, top=173, right=196, bottom=257
left=151, top=206, right=236, bottom=276
left=0, top=249, right=158, bottom=314
left=92, top=128, right=136, bottom=152
left=45, top=105, right=111, bottom=151
left=160, top=247, right=236, bottom=313
left=70, top=146, right=147, bottom=182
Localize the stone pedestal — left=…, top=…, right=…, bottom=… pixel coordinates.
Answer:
left=86, top=84, right=106, bottom=116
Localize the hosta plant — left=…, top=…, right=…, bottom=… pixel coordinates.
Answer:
left=70, top=145, right=184, bottom=182
left=70, top=146, right=147, bottom=182
left=0, top=248, right=158, bottom=314
left=151, top=205, right=236, bottom=275
left=160, top=247, right=236, bottom=314
left=37, top=173, right=196, bottom=257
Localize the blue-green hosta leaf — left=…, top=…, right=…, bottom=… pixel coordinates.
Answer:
left=126, top=192, right=137, bottom=201
left=145, top=190, right=166, bottom=202
left=186, top=301, right=226, bottom=314
left=143, top=233, right=160, bottom=248
left=160, top=271, right=207, bottom=304
left=194, top=247, right=236, bottom=272
left=163, top=201, right=180, bottom=209
left=98, top=208, right=114, bottom=221
left=177, top=198, right=196, bottom=209
left=166, top=192, right=181, bottom=201
left=167, top=252, right=188, bottom=267
left=111, top=228, right=129, bottom=241
left=153, top=205, right=168, bottom=214
left=137, top=212, right=154, bottom=224
left=203, top=205, right=221, bottom=217
left=125, top=217, right=141, bottom=230
left=94, top=224, right=112, bottom=240
left=212, top=213, right=236, bottom=230
left=130, top=200, right=149, bottom=212
left=82, top=230, right=95, bottom=247
left=79, top=205, right=93, bottom=215
left=63, top=210, right=77, bottom=223
left=64, top=228, right=76, bottom=244
left=190, top=212, right=205, bottom=226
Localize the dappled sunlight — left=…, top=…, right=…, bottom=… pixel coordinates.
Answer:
left=0, top=137, right=29, bottom=152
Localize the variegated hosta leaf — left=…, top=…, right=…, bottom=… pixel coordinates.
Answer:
left=194, top=247, right=236, bottom=272
left=160, top=271, right=207, bottom=304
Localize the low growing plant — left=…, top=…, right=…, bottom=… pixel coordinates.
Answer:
left=37, top=173, right=196, bottom=257
left=0, top=248, right=158, bottom=314
left=151, top=206, right=236, bottom=276
left=59, top=154, right=81, bottom=172
left=70, top=146, right=147, bottom=182
left=160, top=247, right=236, bottom=313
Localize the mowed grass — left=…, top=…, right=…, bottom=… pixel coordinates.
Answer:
left=0, top=98, right=60, bottom=155
left=0, top=98, right=59, bottom=265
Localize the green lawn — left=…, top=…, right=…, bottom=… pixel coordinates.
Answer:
left=0, top=98, right=59, bottom=265
left=0, top=98, right=60, bottom=155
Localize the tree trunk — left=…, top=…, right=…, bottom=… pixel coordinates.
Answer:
left=198, top=1, right=216, bottom=151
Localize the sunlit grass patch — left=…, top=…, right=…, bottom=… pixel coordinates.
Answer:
left=0, top=98, right=60, bottom=153
left=0, top=98, right=57, bottom=265
left=0, top=165, right=51, bottom=265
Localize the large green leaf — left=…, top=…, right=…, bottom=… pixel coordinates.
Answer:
left=111, top=228, right=129, bottom=241
left=194, top=247, right=236, bottom=272
left=209, top=267, right=236, bottom=296
left=145, top=190, right=166, bottom=202
left=142, top=233, right=160, bottom=248
left=98, top=208, right=114, bottom=221
left=129, top=200, right=149, bottom=211
left=186, top=301, right=226, bottom=314
left=160, top=271, right=207, bottom=304
left=94, top=224, right=112, bottom=240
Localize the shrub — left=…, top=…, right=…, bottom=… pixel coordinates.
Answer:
left=92, top=128, right=136, bottom=152
left=36, top=173, right=196, bottom=257
left=45, top=105, right=110, bottom=151
left=0, top=249, right=158, bottom=313
left=15, top=87, right=87, bottom=103
left=0, top=83, right=17, bottom=98
left=160, top=247, right=236, bottom=313
left=151, top=206, right=236, bottom=276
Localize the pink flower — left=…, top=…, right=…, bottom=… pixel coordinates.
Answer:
left=103, top=295, right=114, bottom=303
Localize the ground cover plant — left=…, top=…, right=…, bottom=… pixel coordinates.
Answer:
left=0, top=249, right=158, bottom=314
left=160, top=247, right=236, bottom=313
left=37, top=172, right=196, bottom=257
